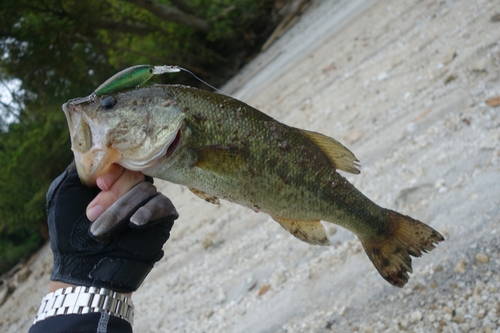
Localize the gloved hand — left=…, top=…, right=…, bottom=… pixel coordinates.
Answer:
left=47, top=163, right=178, bottom=293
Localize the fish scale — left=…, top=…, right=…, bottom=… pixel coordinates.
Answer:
left=169, top=86, right=381, bottom=230
left=63, top=84, right=444, bottom=287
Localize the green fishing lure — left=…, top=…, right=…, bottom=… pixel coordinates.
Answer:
left=94, top=65, right=180, bottom=96
left=68, top=64, right=220, bottom=106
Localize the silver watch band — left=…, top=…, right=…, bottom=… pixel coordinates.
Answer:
left=33, top=286, right=134, bottom=325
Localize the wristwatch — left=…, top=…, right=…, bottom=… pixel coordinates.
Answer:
left=33, top=286, right=134, bottom=325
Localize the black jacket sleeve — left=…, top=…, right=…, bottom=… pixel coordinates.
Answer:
left=28, top=312, right=132, bottom=333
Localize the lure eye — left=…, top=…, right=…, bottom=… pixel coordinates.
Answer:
left=100, top=96, right=116, bottom=110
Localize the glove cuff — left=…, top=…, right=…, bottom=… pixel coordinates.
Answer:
left=51, top=254, right=159, bottom=293
left=90, top=257, right=155, bottom=292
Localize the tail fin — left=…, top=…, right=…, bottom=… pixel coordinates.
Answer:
left=360, top=210, right=444, bottom=287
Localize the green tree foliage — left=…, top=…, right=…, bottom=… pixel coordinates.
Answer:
left=0, top=0, right=282, bottom=274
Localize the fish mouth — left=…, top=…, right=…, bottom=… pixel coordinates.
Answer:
left=63, top=101, right=121, bottom=187
left=75, top=146, right=121, bottom=187
left=165, top=128, right=182, bottom=159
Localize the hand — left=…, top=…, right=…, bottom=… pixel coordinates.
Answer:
left=47, top=163, right=178, bottom=293
left=86, top=163, right=147, bottom=222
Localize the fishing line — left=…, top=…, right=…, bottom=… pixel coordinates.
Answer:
left=179, top=67, right=224, bottom=94
left=154, top=65, right=226, bottom=95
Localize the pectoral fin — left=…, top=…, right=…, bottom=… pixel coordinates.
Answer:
left=272, top=217, right=330, bottom=246
left=191, top=144, right=247, bottom=174
left=188, top=187, right=220, bottom=204
left=298, top=129, right=360, bottom=174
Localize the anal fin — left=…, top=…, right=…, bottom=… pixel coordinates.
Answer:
left=272, top=217, right=330, bottom=246
left=188, top=187, right=220, bottom=204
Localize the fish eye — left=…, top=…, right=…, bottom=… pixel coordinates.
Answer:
left=100, top=96, right=117, bottom=110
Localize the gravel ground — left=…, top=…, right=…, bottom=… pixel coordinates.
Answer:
left=1, top=0, right=500, bottom=332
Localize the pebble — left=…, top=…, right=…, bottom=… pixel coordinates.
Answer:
left=216, top=291, right=226, bottom=304
left=344, top=129, right=364, bottom=144
left=410, top=310, right=422, bottom=322
left=270, top=271, right=286, bottom=288
left=328, top=226, right=337, bottom=235
left=442, top=306, right=452, bottom=314
left=376, top=71, right=388, bottom=81
left=473, top=295, right=484, bottom=305
left=475, top=253, right=489, bottom=263
left=442, top=49, right=457, bottom=65
left=454, top=260, right=466, bottom=273
left=452, top=314, right=465, bottom=324
left=205, top=309, right=214, bottom=318
left=471, top=58, right=488, bottom=72
left=202, top=235, right=214, bottom=249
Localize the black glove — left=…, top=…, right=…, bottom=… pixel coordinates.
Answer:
left=47, top=163, right=178, bottom=293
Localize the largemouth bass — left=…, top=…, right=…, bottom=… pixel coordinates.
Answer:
left=63, top=84, right=444, bottom=287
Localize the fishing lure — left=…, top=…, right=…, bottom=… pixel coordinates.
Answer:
left=69, top=65, right=180, bottom=105
left=94, top=65, right=181, bottom=96
left=69, top=64, right=223, bottom=106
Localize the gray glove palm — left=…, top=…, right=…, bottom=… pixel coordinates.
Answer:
left=91, top=181, right=177, bottom=241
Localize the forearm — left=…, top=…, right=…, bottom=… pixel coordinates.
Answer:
left=29, top=312, right=132, bottom=333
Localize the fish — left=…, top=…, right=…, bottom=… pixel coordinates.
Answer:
left=62, top=84, right=444, bottom=287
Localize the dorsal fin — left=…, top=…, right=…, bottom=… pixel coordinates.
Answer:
left=298, top=129, right=360, bottom=174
